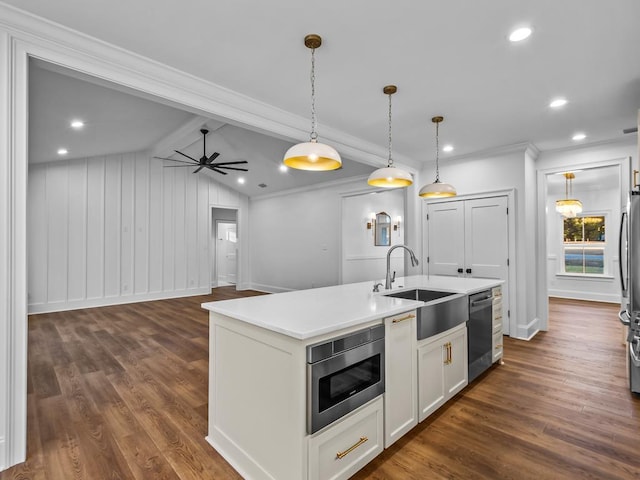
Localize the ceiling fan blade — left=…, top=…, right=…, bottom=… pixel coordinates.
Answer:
left=153, top=156, right=196, bottom=165
left=193, top=166, right=205, bottom=174
left=206, top=152, right=220, bottom=164
left=163, top=165, right=201, bottom=167
left=212, top=160, right=248, bottom=166
left=213, top=166, right=249, bottom=172
left=174, top=149, right=199, bottom=163
left=207, top=166, right=228, bottom=175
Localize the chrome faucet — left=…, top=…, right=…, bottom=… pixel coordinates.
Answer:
left=385, top=244, right=419, bottom=290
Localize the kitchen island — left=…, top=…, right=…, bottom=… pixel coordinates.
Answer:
left=202, top=275, right=502, bottom=480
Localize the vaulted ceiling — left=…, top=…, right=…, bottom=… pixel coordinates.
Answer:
left=13, top=0, right=640, bottom=196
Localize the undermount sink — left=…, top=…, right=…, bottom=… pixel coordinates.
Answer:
left=384, top=288, right=456, bottom=303
left=384, top=288, right=468, bottom=340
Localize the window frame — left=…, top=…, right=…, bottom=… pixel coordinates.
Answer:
left=560, top=211, right=608, bottom=276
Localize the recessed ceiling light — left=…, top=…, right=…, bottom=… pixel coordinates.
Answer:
left=442, top=145, right=454, bottom=153
left=57, top=148, right=68, bottom=155
left=237, top=177, right=245, bottom=184
left=572, top=133, right=587, bottom=141
left=549, top=98, right=567, bottom=108
left=509, top=27, right=532, bottom=42
left=279, top=164, right=288, bottom=172
left=70, top=120, right=84, bottom=129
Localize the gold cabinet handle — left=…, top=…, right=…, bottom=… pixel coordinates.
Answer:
left=635, top=169, right=639, bottom=188
left=495, top=344, right=503, bottom=349
left=392, top=313, right=416, bottom=324
left=336, top=436, right=368, bottom=459
left=444, top=342, right=452, bottom=365
left=448, top=342, right=452, bottom=364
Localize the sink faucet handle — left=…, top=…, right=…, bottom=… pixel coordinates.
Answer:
left=373, top=282, right=383, bottom=292
left=392, top=271, right=396, bottom=284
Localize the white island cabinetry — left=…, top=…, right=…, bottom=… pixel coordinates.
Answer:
left=417, top=323, right=468, bottom=421
left=383, top=310, right=417, bottom=447
left=203, top=275, right=501, bottom=480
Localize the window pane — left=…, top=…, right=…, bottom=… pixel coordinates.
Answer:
left=583, top=216, right=605, bottom=242
left=563, top=246, right=604, bottom=274
left=563, top=218, right=583, bottom=242
left=584, top=247, right=604, bottom=274
left=564, top=247, right=584, bottom=273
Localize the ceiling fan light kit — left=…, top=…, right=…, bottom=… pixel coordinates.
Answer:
left=419, top=116, right=457, bottom=198
left=153, top=128, right=248, bottom=175
left=283, top=34, right=342, bottom=171
left=368, top=85, right=414, bottom=188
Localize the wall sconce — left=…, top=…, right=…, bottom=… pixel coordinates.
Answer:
left=366, top=212, right=376, bottom=230
left=394, top=216, right=401, bottom=231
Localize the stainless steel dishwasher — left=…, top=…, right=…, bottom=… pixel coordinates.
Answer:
left=468, top=289, right=494, bottom=382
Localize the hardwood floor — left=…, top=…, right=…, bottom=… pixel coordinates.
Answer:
left=2, top=294, right=638, bottom=479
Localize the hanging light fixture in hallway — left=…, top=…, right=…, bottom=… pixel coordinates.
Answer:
left=419, top=116, right=457, bottom=198
left=555, top=172, right=583, bottom=217
left=283, top=34, right=342, bottom=171
left=367, top=85, right=413, bottom=188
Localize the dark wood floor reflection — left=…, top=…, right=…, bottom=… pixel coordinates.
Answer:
left=1, top=294, right=638, bottom=479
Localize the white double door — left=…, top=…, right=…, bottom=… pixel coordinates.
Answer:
left=425, top=196, right=510, bottom=334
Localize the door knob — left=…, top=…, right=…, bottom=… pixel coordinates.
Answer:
left=457, top=268, right=463, bottom=274
left=466, top=268, right=472, bottom=274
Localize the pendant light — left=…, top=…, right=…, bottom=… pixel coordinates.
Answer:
left=283, top=34, right=341, bottom=171
left=419, top=116, right=457, bottom=198
left=367, top=85, right=413, bottom=188
left=555, top=172, right=583, bottom=217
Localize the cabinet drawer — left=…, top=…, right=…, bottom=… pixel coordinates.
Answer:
left=308, top=396, right=383, bottom=480
left=492, top=286, right=502, bottom=298
left=492, top=332, right=503, bottom=363
left=492, top=317, right=503, bottom=335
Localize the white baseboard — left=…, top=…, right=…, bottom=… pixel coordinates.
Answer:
left=548, top=290, right=619, bottom=304
left=247, top=283, right=296, bottom=294
left=516, top=316, right=540, bottom=341
left=27, top=287, right=211, bottom=314
left=0, top=436, right=6, bottom=473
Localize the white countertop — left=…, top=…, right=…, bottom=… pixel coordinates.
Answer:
left=202, top=275, right=502, bottom=341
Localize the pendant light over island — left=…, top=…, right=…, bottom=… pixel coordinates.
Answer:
left=419, top=116, right=457, bottom=198
left=282, top=34, right=342, bottom=171
left=367, top=85, right=413, bottom=188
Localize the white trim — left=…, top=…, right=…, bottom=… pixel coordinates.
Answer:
left=28, top=288, right=211, bottom=315
left=247, top=282, right=295, bottom=294
left=549, top=291, right=620, bottom=304
left=555, top=273, right=615, bottom=280
left=251, top=174, right=372, bottom=201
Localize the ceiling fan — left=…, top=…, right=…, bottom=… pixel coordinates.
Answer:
left=153, top=128, right=248, bottom=175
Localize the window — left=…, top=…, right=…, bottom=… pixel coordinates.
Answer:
left=563, top=215, right=605, bottom=274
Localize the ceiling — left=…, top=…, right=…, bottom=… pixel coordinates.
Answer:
left=14, top=0, right=640, bottom=196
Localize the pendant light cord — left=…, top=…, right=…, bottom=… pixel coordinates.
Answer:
left=388, top=92, right=393, bottom=167
left=434, top=120, right=440, bottom=182
left=310, top=47, right=318, bottom=142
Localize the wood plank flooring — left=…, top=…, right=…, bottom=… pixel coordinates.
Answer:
left=2, top=293, right=639, bottom=479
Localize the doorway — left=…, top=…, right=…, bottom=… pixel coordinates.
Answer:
left=211, top=207, right=238, bottom=288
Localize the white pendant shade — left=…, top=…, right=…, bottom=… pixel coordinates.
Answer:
left=367, top=166, right=413, bottom=188
left=283, top=140, right=342, bottom=171
left=555, top=199, right=583, bottom=218
left=418, top=180, right=457, bottom=198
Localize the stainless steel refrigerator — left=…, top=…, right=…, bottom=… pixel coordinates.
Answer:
left=619, top=191, right=640, bottom=394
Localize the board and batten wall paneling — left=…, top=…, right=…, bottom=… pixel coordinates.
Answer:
left=27, top=152, right=245, bottom=314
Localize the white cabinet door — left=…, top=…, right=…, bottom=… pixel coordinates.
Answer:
left=417, top=337, right=446, bottom=422
left=425, top=201, right=465, bottom=276
left=464, top=197, right=508, bottom=279
left=417, top=324, right=468, bottom=423
left=384, top=311, right=417, bottom=448
left=444, top=326, right=468, bottom=398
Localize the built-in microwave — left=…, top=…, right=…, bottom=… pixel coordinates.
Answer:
left=306, top=324, right=385, bottom=434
